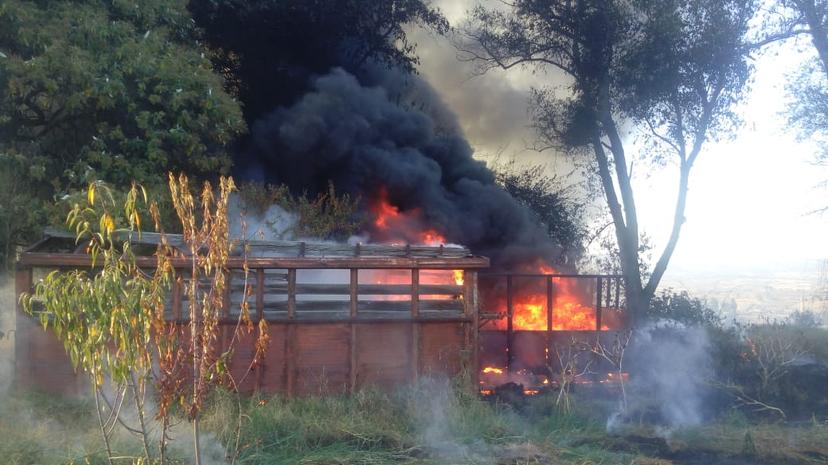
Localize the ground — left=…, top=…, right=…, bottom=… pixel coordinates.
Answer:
left=0, top=386, right=826, bottom=465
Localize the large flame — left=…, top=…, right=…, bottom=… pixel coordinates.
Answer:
left=369, top=187, right=615, bottom=331
left=489, top=261, right=612, bottom=331
left=371, top=187, right=447, bottom=246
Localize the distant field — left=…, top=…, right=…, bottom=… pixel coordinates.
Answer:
left=663, top=267, right=828, bottom=323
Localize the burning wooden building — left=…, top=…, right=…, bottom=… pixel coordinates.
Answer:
left=14, top=230, right=627, bottom=396
left=14, top=230, right=488, bottom=396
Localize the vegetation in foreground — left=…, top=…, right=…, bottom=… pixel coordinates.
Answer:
left=1, top=381, right=827, bottom=465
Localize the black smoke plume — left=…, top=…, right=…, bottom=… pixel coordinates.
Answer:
left=243, top=68, right=563, bottom=269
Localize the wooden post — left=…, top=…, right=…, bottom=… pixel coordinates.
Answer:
left=410, top=268, right=420, bottom=381
left=462, top=270, right=479, bottom=387
left=14, top=264, right=33, bottom=389
left=546, top=276, right=554, bottom=366
left=596, top=277, right=603, bottom=332
left=287, top=268, right=296, bottom=319
left=172, top=275, right=182, bottom=322
left=506, top=275, right=514, bottom=372
left=349, top=268, right=358, bottom=393
left=286, top=268, right=296, bottom=396
left=255, top=268, right=264, bottom=391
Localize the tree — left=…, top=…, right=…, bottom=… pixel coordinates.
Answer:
left=491, top=159, right=587, bottom=265
left=0, top=0, right=246, bottom=269
left=460, top=0, right=757, bottom=322
left=22, top=176, right=268, bottom=465
left=755, top=1, right=828, bottom=163
left=189, top=0, right=449, bottom=125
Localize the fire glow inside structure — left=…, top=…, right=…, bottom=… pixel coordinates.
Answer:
left=14, top=231, right=627, bottom=396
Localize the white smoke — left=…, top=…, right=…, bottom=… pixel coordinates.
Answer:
left=228, top=193, right=298, bottom=243
left=408, top=378, right=494, bottom=464
left=608, top=322, right=712, bottom=435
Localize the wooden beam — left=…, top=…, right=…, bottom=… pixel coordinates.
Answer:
left=14, top=264, right=33, bottom=389
left=411, top=269, right=419, bottom=381
left=287, top=269, right=296, bottom=319
left=172, top=276, right=182, bottom=322
left=596, top=277, right=603, bottom=332
left=256, top=269, right=264, bottom=322
left=506, top=275, right=514, bottom=372
left=18, top=252, right=490, bottom=270
left=462, top=270, right=480, bottom=387
left=349, top=269, right=358, bottom=393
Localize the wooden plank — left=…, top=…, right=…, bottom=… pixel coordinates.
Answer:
left=287, top=269, right=296, bottom=319
left=349, top=269, right=357, bottom=392
left=14, top=265, right=33, bottom=389
left=256, top=269, right=264, bottom=321
left=349, top=324, right=357, bottom=392
left=420, top=322, right=465, bottom=377
left=18, top=252, right=490, bottom=270
left=293, top=324, right=350, bottom=395
left=596, top=277, right=603, bottom=332
left=172, top=276, right=182, bottom=321
left=285, top=324, right=296, bottom=397
left=355, top=323, right=410, bottom=391
left=506, top=275, right=514, bottom=371
left=411, top=269, right=419, bottom=381
left=466, top=271, right=479, bottom=385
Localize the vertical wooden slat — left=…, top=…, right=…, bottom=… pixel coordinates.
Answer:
left=223, top=271, right=232, bottom=316
left=256, top=269, right=264, bottom=321
left=410, top=269, right=420, bottom=381
left=286, top=268, right=296, bottom=396
left=596, top=277, right=603, bottom=332
left=546, top=276, right=554, bottom=365
left=410, top=269, right=419, bottom=317
left=255, top=268, right=264, bottom=392
left=287, top=268, right=296, bottom=319
left=349, top=268, right=358, bottom=393
left=349, top=269, right=358, bottom=318
left=462, top=270, right=479, bottom=387
left=615, top=277, right=621, bottom=309
left=285, top=324, right=295, bottom=397
left=14, top=265, right=33, bottom=389
left=172, top=275, right=182, bottom=322
left=506, top=275, right=514, bottom=372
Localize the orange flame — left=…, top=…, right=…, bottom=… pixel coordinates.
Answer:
left=491, top=260, right=614, bottom=331
left=371, top=188, right=447, bottom=246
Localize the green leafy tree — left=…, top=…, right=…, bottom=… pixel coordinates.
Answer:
left=0, top=0, right=246, bottom=269
left=460, top=0, right=757, bottom=322
left=21, top=182, right=169, bottom=464
left=491, top=159, right=587, bottom=265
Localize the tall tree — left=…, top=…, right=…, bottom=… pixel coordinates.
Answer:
left=754, top=1, right=828, bottom=162
left=461, top=0, right=757, bottom=321
left=0, top=0, right=246, bottom=269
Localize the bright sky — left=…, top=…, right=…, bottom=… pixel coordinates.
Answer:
left=415, top=2, right=828, bottom=281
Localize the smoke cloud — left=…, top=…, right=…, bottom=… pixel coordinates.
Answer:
left=610, top=322, right=712, bottom=434
left=244, top=68, right=563, bottom=269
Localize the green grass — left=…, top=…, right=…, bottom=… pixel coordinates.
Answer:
left=2, top=384, right=826, bottom=465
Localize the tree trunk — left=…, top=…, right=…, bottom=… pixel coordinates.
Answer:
left=798, top=0, right=828, bottom=78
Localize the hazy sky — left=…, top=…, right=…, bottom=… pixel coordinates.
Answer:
left=411, top=1, right=828, bottom=280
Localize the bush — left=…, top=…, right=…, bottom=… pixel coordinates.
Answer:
left=238, top=181, right=364, bottom=240
left=646, top=289, right=724, bottom=328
